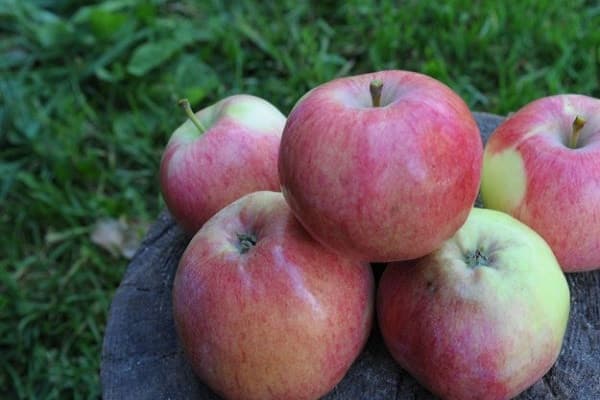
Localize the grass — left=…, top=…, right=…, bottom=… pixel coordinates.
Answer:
left=1, top=0, right=598, bottom=398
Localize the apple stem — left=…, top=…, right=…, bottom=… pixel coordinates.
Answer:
left=369, top=79, right=383, bottom=107
left=178, top=98, right=207, bottom=133
left=237, top=233, right=257, bottom=254
left=568, top=115, right=586, bottom=149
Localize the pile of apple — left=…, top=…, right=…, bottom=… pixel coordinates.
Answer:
left=161, top=70, right=599, bottom=400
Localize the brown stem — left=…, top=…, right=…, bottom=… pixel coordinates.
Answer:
left=369, top=79, right=383, bottom=107
left=178, top=98, right=206, bottom=133
left=568, top=115, right=586, bottom=149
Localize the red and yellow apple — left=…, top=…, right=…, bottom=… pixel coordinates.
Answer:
left=377, top=207, right=570, bottom=400
left=160, top=95, right=286, bottom=234
left=278, top=70, right=483, bottom=262
left=172, top=191, right=374, bottom=400
left=481, top=94, right=600, bottom=272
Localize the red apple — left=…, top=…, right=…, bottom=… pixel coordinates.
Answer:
left=172, top=191, right=374, bottom=400
left=481, top=94, right=600, bottom=272
left=160, top=95, right=286, bottom=234
left=278, top=70, right=482, bottom=262
left=377, top=207, right=570, bottom=400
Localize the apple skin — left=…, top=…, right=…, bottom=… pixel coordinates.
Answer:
left=481, top=94, right=600, bottom=272
left=278, top=70, right=482, bottom=262
left=160, top=95, right=286, bottom=234
left=377, top=207, right=570, bottom=400
left=172, top=191, right=374, bottom=400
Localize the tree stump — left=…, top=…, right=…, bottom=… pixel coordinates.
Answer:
left=101, top=113, right=600, bottom=399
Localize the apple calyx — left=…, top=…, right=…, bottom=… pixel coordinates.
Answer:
left=236, top=233, right=257, bottom=254
left=464, top=248, right=491, bottom=269
left=369, top=79, right=383, bottom=107
left=178, top=98, right=207, bottom=134
left=568, top=115, right=586, bottom=149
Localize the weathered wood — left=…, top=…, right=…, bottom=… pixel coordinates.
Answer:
left=101, top=113, right=600, bottom=399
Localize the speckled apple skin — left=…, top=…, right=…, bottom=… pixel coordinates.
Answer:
left=172, top=191, right=374, bottom=400
left=161, top=95, right=285, bottom=234
left=278, top=70, right=483, bottom=262
left=377, top=208, right=570, bottom=400
left=481, top=94, right=600, bottom=272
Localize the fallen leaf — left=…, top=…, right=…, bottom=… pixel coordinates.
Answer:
left=90, top=217, right=150, bottom=259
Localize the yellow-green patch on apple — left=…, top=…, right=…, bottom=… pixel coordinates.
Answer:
left=481, top=148, right=526, bottom=213
left=225, top=96, right=287, bottom=133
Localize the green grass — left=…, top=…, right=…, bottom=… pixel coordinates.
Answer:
left=1, top=0, right=598, bottom=398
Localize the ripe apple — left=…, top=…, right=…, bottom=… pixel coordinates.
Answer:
left=160, top=95, right=286, bottom=234
left=481, top=94, right=600, bottom=272
left=278, top=70, right=482, bottom=262
left=377, top=207, right=570, bottom=400
left=172, top=191, right=374, bottom=400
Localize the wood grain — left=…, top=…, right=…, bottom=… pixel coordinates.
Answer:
left=101, top=113, right=600, bottom=399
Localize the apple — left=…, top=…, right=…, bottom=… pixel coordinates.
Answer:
left=480, top=94, right=600, bottom=272
left=377, top=207, right=570, bottom=400
left=278, top=70, right=483, bottom=262
left=172, top=191, right=374, bottom=400
left=160, top=95, right=286, bottom=234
